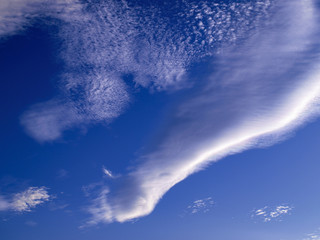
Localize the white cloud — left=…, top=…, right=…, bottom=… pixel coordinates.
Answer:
left=12, top=0, right=272, bottom=142
left=0, top=0, right=82, bottom=38
left=84, top=188, right=113, bottom=226
left=20, top=99, right=81, bottom=142
left=0, top=0, right=40, bottom=37
left=303, top=228, right=320, bottom=240
left=102, top=167, right=115, bottom=179
left=0, top=187, right=50, bottom=212
left=84, top=0, right=320, bottom=224
left=304, top=234, right=320, bottom=240
left=252, top=205, right=293, bottom=222
left=185, top=197, right=214, bottom=214
left=11, top=187, right=50, bottom=212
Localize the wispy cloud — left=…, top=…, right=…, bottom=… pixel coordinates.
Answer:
left=10, top=0, right=271, bottom=142
left=20, top=99, right=83, bottom=142
left=303, top=228, right=320, bottom=240
left=304, top=234, right=320, bottom=240
left=25, top=220, right=37, bottom=227
left=83, top=188, right=113, bottom=227
left=185, top=197, right=214, bottom=215
left=0, top=0, right=41, bottom=37
left=84, top=0, right=320, bottom=224
left=0, top=187, right=50, bottom=212
left=252, top=205, right=293, bottom=222
left=102, top=167, right=115, bottom=179
left=0, top=0, right=81, bottom=38
left=11, top=187, right=50, bottom=212
left=0, top=196, right=11, bottom=211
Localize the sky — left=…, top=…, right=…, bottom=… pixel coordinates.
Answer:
left=1, top=0, right=320, bottom=239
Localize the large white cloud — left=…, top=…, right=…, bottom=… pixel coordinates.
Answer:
left=13, top=0, right=271, bottom=142
left=84, top=0, right=320, bottom=224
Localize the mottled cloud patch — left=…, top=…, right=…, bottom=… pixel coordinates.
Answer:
left=11, top=187, right=50, bottom=212
left=0, top=187, right=50, bottom=212
left=252, top=205, right=293, bottom=222
left=185, top=197, right=214, bottom=215
left=10, top=0, right=272, bottom=142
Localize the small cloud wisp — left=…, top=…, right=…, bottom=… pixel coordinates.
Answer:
left=185, top=197, right=215, bottom=215
left=0, top=187, right=50, bottom=212
left=252, top=205, right=293, bottom=222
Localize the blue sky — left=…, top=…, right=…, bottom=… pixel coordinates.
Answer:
left=1, top=0, right=320, bottom=239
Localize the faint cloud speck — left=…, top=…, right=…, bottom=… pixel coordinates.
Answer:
left=25, top=220, right=37, bottom=227
left=183, top=197, right=215, bottom=216
left=57, top=169, right=68, bottom=179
